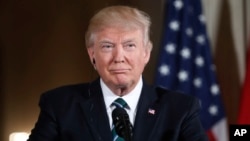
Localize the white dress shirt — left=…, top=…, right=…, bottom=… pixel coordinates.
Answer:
left=100, top=76, right=142, bottom=129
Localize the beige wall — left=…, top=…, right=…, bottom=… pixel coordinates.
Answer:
left=203, top=0, right=247, bottom=82
left=1, top=1, right=95, bottom=140
left=247, top=0, right=250, bottom=44
left=0, top=0, right=248, bottom=141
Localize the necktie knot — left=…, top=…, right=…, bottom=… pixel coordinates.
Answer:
left=112, top=98, right=128, bottom=109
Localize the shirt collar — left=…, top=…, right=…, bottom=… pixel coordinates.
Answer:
left=101, top=76, right=142, bottom=111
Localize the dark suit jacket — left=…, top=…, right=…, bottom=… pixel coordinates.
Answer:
left=28, top=78, right=208, bottom=141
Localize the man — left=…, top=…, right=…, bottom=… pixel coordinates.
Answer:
left=28, top=5, right=208, bottom=141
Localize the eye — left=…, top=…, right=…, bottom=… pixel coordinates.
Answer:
left=103, top=44, right=112, bottom=48
left=101, top=43, right=114, bottom=52
left=124, top=43, right=136, bottom=51
left=128, top=44, right=135, bottom=47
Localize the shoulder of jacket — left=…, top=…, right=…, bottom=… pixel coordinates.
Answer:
left=41, top=83, right=90, bottom=99
left=154, top=86, right=197, bottom=101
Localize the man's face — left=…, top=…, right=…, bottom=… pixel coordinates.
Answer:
left=87, top=27, right=151, bottom=93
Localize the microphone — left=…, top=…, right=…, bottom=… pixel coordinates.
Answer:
left=112, top=107, right=133, bottom=141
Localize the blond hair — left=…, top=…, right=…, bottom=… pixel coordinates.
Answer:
left=85, top=6, right=152, bottom=50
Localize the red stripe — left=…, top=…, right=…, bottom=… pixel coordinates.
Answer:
left=206, top=130, right=216, bottom=141
left=238, top=45, right=250, bottom=124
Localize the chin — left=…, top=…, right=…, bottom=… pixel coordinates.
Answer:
left=114, top=80, right=130, bottom=88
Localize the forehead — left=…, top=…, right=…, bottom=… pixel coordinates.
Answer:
left=95, top=26, right=143, bottom=42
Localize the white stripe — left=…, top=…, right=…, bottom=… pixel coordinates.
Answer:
left=113, top=135, right=118, bottom=141
left=211, top=118, right=228, bottom=141
left=113, top=101, right=123, bottom=108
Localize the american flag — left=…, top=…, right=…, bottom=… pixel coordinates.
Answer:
left=155, top=0, right=228, bottom=140
left=148, top=108, right=156, bottom=115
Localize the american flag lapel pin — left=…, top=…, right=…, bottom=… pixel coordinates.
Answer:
left=148, top=108, right=155, bottom=115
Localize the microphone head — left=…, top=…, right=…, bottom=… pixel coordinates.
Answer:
left=112, top=108, right=133, bottom=140
left=112, top=107, right=127, bottom=120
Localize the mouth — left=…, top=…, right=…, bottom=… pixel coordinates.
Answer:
left=109, top=69, right=130, bottom=74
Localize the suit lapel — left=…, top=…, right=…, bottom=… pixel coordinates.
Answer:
left=79, top=79, right=162, bottom=141
left=80, top=79, right=112, bottom=141
left=133, top=83, right=161, bottom=141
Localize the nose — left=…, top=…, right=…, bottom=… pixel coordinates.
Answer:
left=113, top=45, right=125, bottom=63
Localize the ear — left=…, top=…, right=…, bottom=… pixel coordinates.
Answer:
left=87, top=47, right=95, bottom=64
left=143, top=42, right=152, bottom=64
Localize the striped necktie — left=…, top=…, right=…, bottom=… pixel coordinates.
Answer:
left=111, top=98, right=128, bottom=141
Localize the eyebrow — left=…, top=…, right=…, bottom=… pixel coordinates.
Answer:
left=98, top=38, right=136, bottom=44
left=98, top=40, right=114, bottom=44
left=122, top=38, right=138, bottom=44
left=122, top=38, right=137, bottom=44
left=123, top=39, right=134, bottom=42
